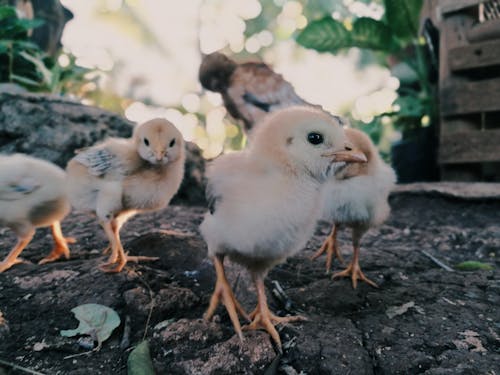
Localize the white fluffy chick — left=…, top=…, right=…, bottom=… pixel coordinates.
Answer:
left=312, top=128, right=396, bottom=288
left=200, top=107, right=367, bottom=349
left=0, top=154, right=74, bottom=272
left=66, top=118, right=185, bottom=273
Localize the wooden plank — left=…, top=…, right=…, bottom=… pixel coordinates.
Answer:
left=440, top=77, right=500, bottom=115
left=449, top=39, right=500, bottom=71
left=440, top=118, right=480, bottom=135
left=466, top=19, right=500, bottom=43
left=439, top=129, right=500, bottom=163
left=440, top=165, right=482, bottom=181
left=439, top=0, right=484, bottom=15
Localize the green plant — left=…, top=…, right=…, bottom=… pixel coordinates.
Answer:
left=297, top=0, right=436, bottom=141
left=0, top=5, right=95, bottom=95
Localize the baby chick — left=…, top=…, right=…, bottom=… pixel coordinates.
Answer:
left=200, top=107, right=367, bottom=349
left=0, top=154, right=74, bottom=272
left=66, top=118, right=185, bottom=273
left=312, top=128, right=396, bottom=288
left=199, top=52, right=312, bottom=131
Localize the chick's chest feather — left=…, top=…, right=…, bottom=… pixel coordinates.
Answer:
left=321, top=161, right=396, bottom=225
left=121, top=154, right=185, bottom=211
left=202, top=155, right=321, bottom=261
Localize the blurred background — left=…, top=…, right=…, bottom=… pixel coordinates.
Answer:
left=2, top=0, right=420, bottom=158
left=20, top=0, right=498, bottom=184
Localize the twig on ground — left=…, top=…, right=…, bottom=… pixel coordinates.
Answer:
left=120, top=315, right=132, bottom=349
left=421, top=250, right=454, bottom=272
left=0, top=358, right=46, bottom=375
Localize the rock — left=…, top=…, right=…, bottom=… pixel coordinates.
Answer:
left=0, top=92, right=206, bottom=204
left=123, top=285, right=200, bottom=317
left=174, top=332, right=274, bottom=375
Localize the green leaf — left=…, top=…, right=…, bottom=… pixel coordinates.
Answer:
left=391, top=62, right=419, bottom=84
left=393, top=95, right=424, bottom=118
left=384, top=0, right=423, bottom=40
left=351, top=17, right=396, bottom=51
left=128, top=341, right=155, bottom=375
left=60, top=304, right=121, bottom=349
left=18, top=51, right=52, bottom=86
left=455, top=261, right=494, bottom=271
left=296, top=17, right=351, bottom=52
left=0, top=6, right=17, bottom=20
left=10, top=74, right=41, bottom=86
left=16, top=18, right=45, bottom=30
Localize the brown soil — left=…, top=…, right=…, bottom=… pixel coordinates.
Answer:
left=0, top=193, right=498, bottom=374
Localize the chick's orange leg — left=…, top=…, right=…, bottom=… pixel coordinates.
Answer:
left=0, top=230, right=35, bottom=273
left=39, top=221, right=74, bottom=264
left=332, top=230, right=378, bottom=289
left=243, top=274, right=306, bottom=351
left=99, top=217, right=158, bottom=273
left=204, top=255, right=249, bottom=341
left=311, top=224, right=343, bottom=272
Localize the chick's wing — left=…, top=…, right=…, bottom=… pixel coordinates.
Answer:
left=73, top=148, right=123, bottom=177
left=0, top=174, right=40, bottom=201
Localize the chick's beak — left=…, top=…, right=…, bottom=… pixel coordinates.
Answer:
left=321, top=143, right=367, bottom=163
left=155, top=150, right=166, bottom=162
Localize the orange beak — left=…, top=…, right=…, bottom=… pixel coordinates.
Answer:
left=321, top=143, right=367, bottom=163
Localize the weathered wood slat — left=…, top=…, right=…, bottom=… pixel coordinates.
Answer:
left=439, top=129, right=500, bottom=163
left=466, top=20, right=500, bottom=43
left=449, top=39, right=500, bottom=71
left=439, top=0, right=485, bottom=15
left=440, top=77, right=500, bottom=115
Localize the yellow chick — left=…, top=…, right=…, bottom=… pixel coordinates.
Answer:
left=0, top=154, right=74, bottom=273
left=66, top=118, right=185, bottom=273
left=312, top=128, right=397, bottom=288
left=200, top=107, right=367, bottom=349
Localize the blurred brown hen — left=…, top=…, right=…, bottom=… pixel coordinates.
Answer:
left=199, top=52, right=315, bottom=131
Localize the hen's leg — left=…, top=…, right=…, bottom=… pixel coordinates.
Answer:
left=244, top=273, right=305, bottom=351
left=204, top=255, right=249, bottom=341
left=332, top=228, right=378, bottom=288
left=0, top=229, right=35, bottom=272
left=311, top=224, right=343, bottom=273
left=39, top=221, right=75, bottom=264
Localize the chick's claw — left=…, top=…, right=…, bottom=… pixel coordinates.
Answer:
left=0, top=257, right=28, bottom=273
left=99, top=254, right=159, bottom=273
left=332, top=260, right=378, bottom=289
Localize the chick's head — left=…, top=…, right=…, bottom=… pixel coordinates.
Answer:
left=251, top=107, right=367, bottom=181
left=199, top=52, right=237, bottom=92
left=134, top=118, right=184, bottom=165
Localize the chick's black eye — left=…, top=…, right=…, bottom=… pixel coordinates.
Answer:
left=169, top=138, right=176, bottom=147
left=144, top=138, right=150, bottom=146
left=307, top=132, right=323, bottom=145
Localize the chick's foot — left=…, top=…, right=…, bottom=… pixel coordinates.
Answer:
left=0, top=257, right=28, bottom=273
left=244, top=276, right=305, bottom=351
left=332, top=258, right=378, bottom=289
left=98, top=252, right=159, bottom=273
left=204, top=256, right=249, bottom=341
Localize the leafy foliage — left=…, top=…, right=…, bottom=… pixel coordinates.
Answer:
left=384, top=0, right=423, bottom=40
left=297, top=0, right=436, bottom=141
left=297, top=17, right=397, bottom=52
left=0, top=5, right=94, bottom=94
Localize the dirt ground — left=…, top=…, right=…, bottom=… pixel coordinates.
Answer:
left=0, top=191, right=498, bottom=374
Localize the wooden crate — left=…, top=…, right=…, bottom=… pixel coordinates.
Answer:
left=437, top=0, right=500, bottom=181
